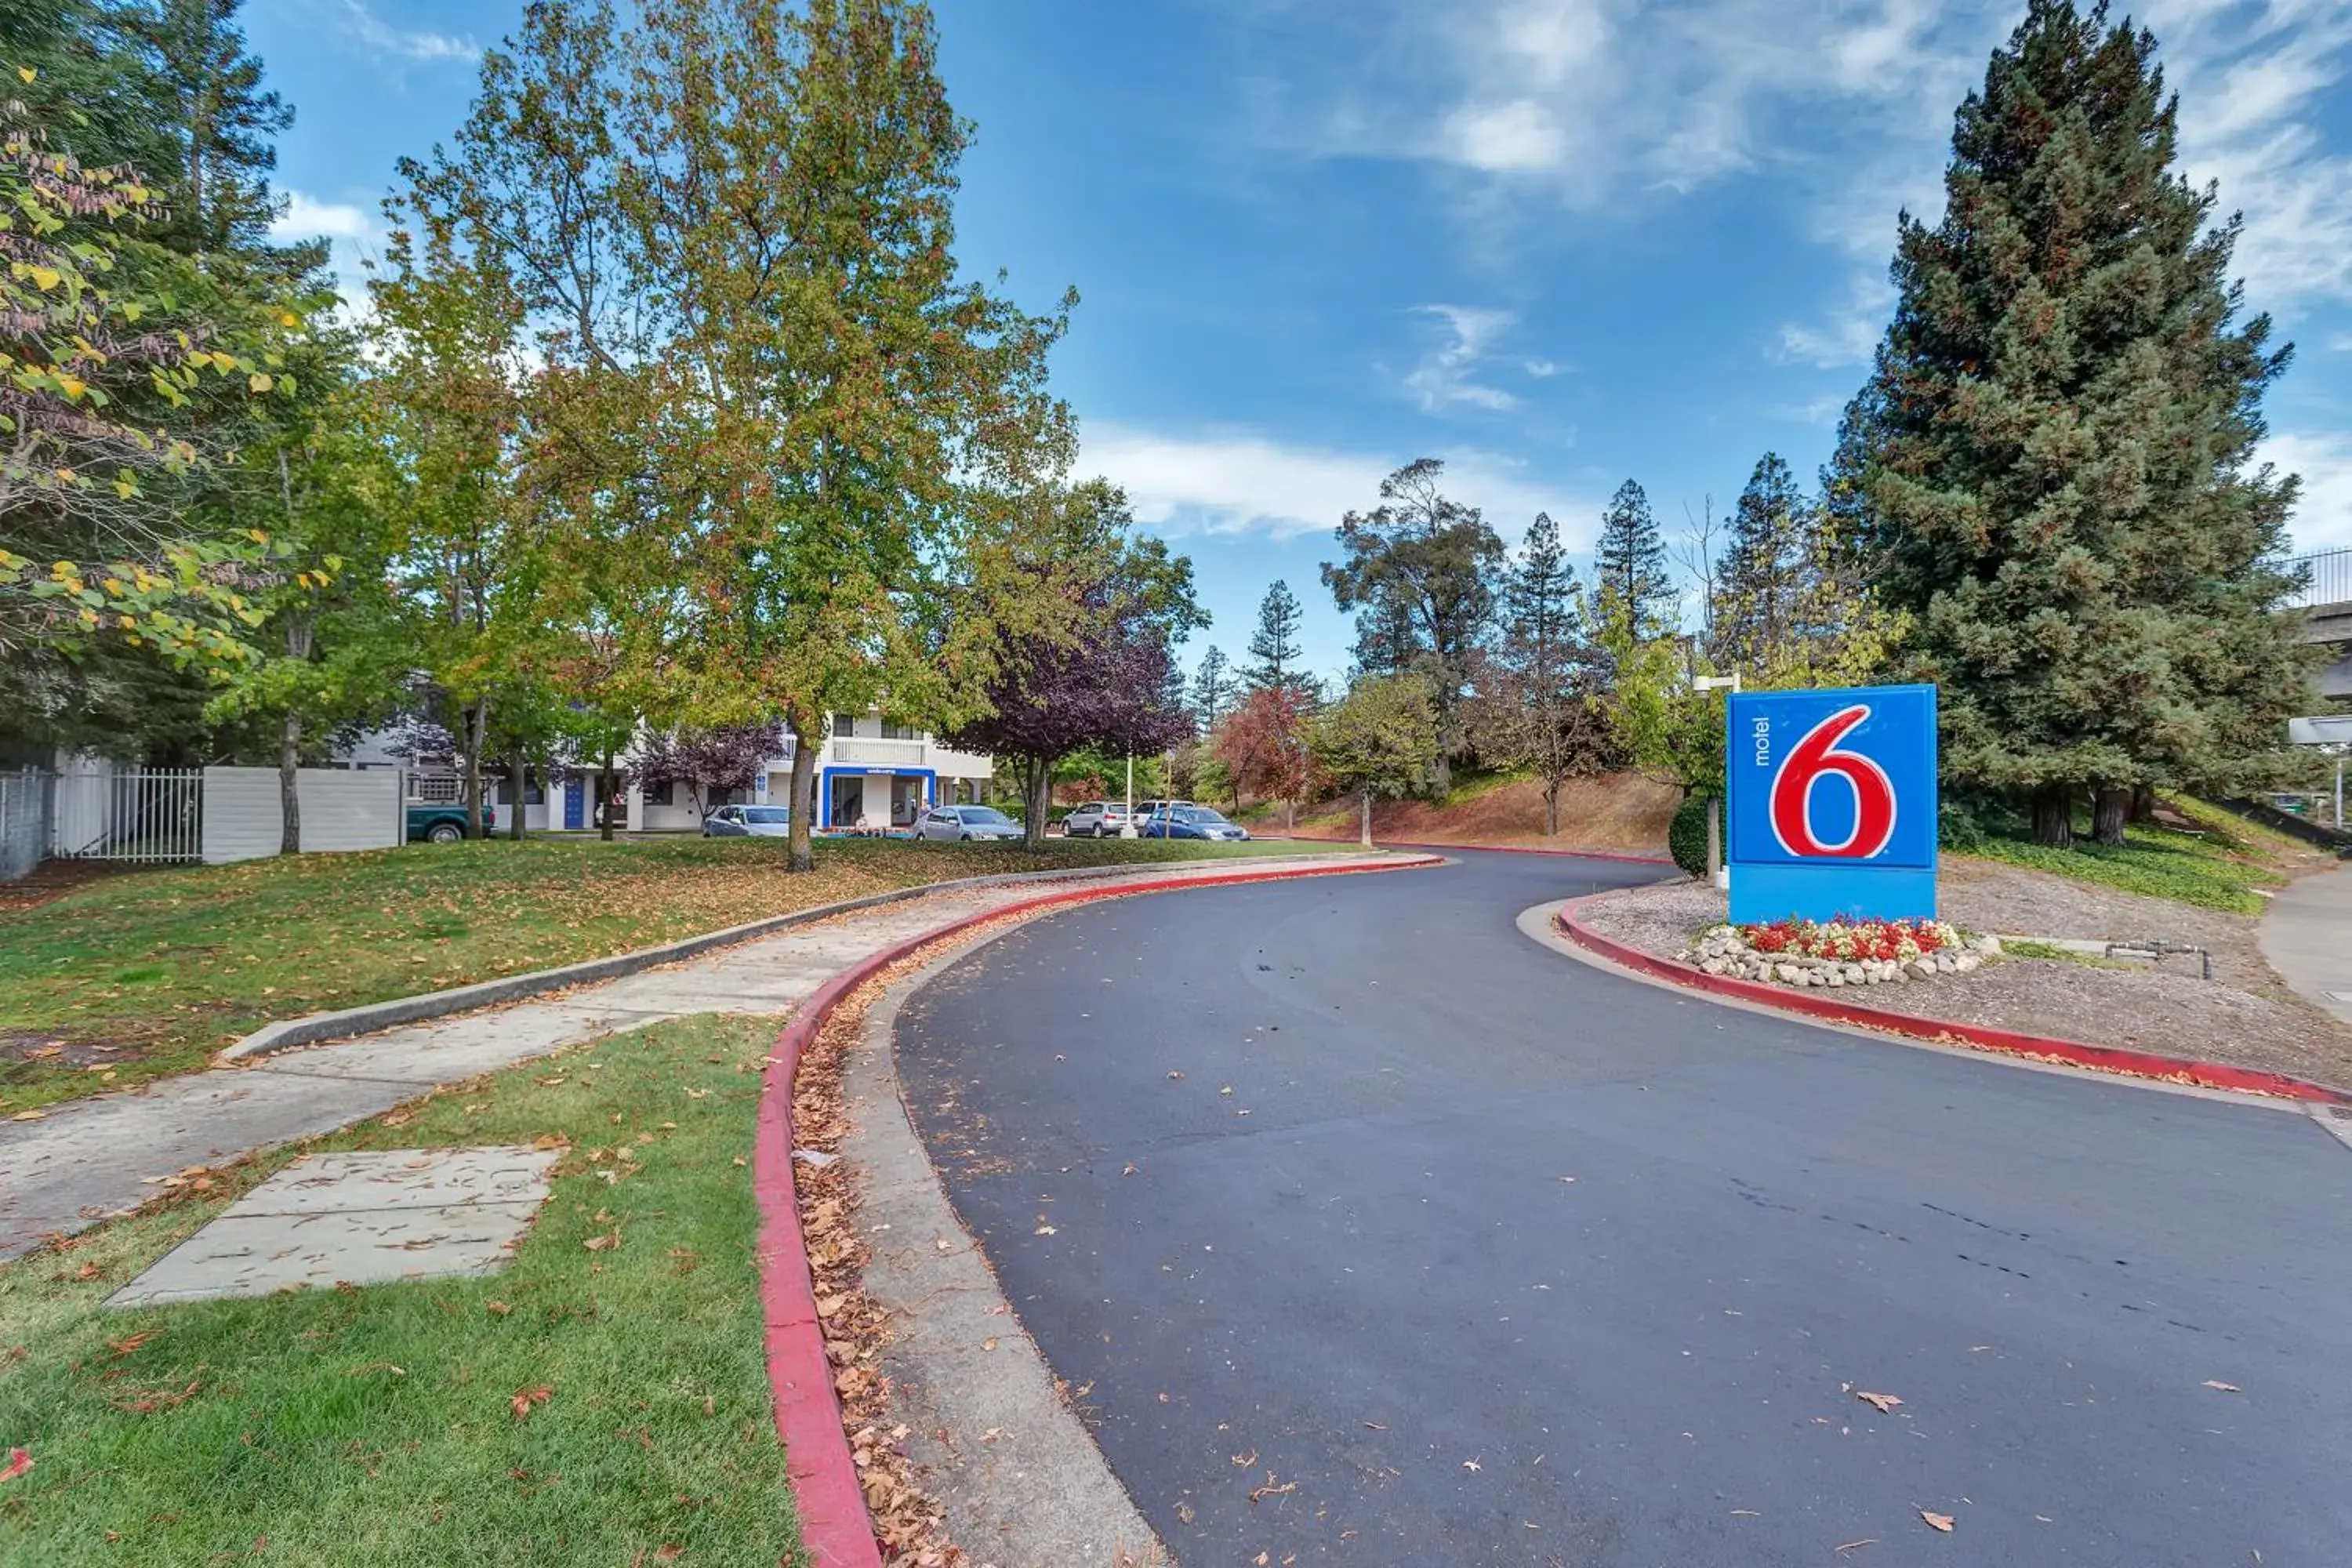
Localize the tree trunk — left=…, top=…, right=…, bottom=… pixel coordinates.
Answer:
left=1025, top=758, right=1051, bottom=851
left=597, top=745, right=616, bottom=843
left=786, top=719, right=818, bottom=873
left=463, top=698, right=489, bottom=840
left=2032, top=786, right=2074, bottom=849
left=2129, top=784, right=2157, bottom=825
left=2092, top=786, right=2130, bottom=847
left=278, top=709, right=302, bottom=856
left=1432, top=750, right=1452, bottom=799
left=1283, top=797, right=1294, bottom=832
left=508, top=753, right=528, bottom=840
left=1543, top=776, right=1561, bottom=837
left=1359, top=788, right=1373, bottom=848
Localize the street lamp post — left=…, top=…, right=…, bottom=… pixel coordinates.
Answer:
left=1693, top=673, right=1743, bottom=890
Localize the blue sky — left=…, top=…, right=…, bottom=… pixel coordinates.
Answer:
left=249, top=0, right=2352, bottom=688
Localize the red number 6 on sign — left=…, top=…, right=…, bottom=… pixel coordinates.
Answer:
left=1769, top=704, right=1897, bottom=858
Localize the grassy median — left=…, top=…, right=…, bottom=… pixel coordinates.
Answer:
left=0, top=1014, right=800, bottom=1567
left=0, top=833, right=1327, bottom=1113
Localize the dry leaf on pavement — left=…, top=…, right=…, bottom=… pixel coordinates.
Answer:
left=1855, top=1391, right=1903, bottom=1414
left=2201, top=1380, right=2241, bottom=1392
left=1921, top=1511, right=1955, bottom=1533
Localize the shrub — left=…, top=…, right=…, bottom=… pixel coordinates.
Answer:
left=1669, top=793, right=1711, bottom=878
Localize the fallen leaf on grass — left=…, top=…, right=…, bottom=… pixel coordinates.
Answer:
left=1855, top=1391, right=1903, bottom=1414
left=2, top=1448, right=29, bottom=1483
left=510, top=1385, right=552, bottom=1421
left=531, top=1134, right=567, bottom=1152
left=485, top=1301, right=513, bottom=1316
left=2202, top=1380, right=2241, bottom=1393
left=107, top=1379, right=202, bottom=1414
left=1921, top=1511, right=1955, bottom=1533
left=583, top=1229, right=620, bottom=1252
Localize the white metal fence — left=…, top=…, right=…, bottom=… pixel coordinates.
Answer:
left=50, top=768, right=205, bottom=865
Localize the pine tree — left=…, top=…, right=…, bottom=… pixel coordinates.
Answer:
left=1857, top=0, right=2310, bottom=847
left=1480, top=512, right=1610, bottom=834
left=1709, top=452, right=1809, bottom=669
left=1191, top=645, right=1234, bottom=728
left=107, top=0, right=309, bottom=267
left=1244, top=579, right=1312, bottom=697
left=1592, top=478, right=1675, bottom=640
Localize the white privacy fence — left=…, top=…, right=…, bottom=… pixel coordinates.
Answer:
left=0, top=770, right=51, bottom=884
left=0, top=766, right=405, bottom=882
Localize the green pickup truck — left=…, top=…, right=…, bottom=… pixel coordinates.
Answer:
left=405, top=801, right=498, bottom=843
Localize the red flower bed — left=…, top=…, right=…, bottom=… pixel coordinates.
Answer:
left=1737, top=916, right=1956, bottom=964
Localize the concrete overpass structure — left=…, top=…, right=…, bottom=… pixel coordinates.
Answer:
left=2289, top=547, right=2352, bottom=702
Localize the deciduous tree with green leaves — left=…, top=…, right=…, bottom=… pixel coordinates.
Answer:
left=413, top=0, right=1073, bottom=872
left=1308, top=673, right=1437, bottom=847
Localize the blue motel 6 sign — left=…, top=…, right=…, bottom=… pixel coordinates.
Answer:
left=1726, top=684, right=1938, bottom=924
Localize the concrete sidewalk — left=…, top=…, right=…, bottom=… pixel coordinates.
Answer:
left=0, top=855, right=1399, bottom=1259
left=2260, top=859, right=2352, bottom=1025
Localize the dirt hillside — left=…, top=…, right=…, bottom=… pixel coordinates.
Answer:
left=1276, top=771, right=1678, bottom=855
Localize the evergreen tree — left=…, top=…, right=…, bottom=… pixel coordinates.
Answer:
left=1243, top=579, right=1312, bottom=697
left=1592, top=478, right=1675, bottom=640
left=109, top=0, right=298, bottom=259
left=1479, top=512, right=1610, bottom=834
left=1857, top=0, right=2310, bottom=847
left=1321, top=457, right=1504, bottom=795
left=1191, top=645, right=1234, bottom=728
left=1709, top=452, right=1809, bottom=669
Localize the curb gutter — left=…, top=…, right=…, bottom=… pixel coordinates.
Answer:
left=217, top=856, right=1348, bottom=1064
left=1556, top=888, right=2352, bottom=1107
left=752, top=854, right=1442, bottom=1568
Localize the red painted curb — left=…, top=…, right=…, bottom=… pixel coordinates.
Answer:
left=1554, top=890, right=2352, bottom=1106
left=753, top=854, right=1443, bottom=1567
left=1270, top=833, right=1674, bottom=867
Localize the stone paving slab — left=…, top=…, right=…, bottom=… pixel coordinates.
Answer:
left=107, top=1145, right=560, bottom=1307
left=0, top=857, right=1397, bottom=1260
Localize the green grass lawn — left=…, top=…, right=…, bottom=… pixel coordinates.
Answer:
left=1962, top=797, right=2301, bottom=914
left=0, top=1014, right=800, bottom=1567
left=0, top=833, right=1330, bottom=1114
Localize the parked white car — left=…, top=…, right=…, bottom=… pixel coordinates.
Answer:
left=916, top=804, right=1025, bottom=842
left=703, top=804, right=791, bottom=837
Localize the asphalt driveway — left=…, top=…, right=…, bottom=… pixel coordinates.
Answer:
left=895, top=849, right=2352, bottom=1566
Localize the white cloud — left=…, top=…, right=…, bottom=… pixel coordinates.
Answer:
left=340, top=1, right=481, bottom=64
left=1523, top=358, right=1564, bottom=378
left=1402, top=304, right=1521, bottom=412
left=1777, top=273, right=1893, bottom=368
left=1261, top=1, right=2352, bottom=320
left=1079, top=423, right=1597, bottom=543
left=271, top=191, right=379, bottom=246
left=2266, top=429, right=2352, bottom=553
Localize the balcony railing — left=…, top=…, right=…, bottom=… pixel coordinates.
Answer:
left=830, top=738, right=927, bottom=768
left=2284, top=547, right=2352, bottom=610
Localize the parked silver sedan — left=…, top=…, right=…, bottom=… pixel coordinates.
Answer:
left=703, top=804, right=792, bottom=837
left=916, top=804, right=1025, bottom=842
